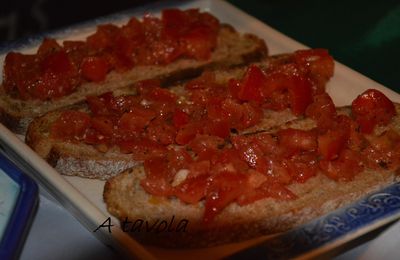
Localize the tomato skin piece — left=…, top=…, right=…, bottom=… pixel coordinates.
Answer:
left=81, top=56, right=110, bottom=82
left=50, top=110, right=91, bottom=140
left=351, top=89, right=396, bottom=134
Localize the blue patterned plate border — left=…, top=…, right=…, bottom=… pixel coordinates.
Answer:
left=230, top=182, right=400, bottom=259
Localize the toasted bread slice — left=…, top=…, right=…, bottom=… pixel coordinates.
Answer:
left=0, top=25, right=267, bottom=135
left=26, top=54, right=299, bottom=180
left=103, top=105, right=400, bottom=248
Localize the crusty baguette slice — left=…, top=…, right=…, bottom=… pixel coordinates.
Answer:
left=0, top=25, right=267, bottom=135
left=103, top=104, right=400, bottom=248
left=25, top=55, right=298, bottom=180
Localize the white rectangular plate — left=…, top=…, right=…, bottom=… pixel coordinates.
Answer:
left=1, top=0, right=400, bottom=259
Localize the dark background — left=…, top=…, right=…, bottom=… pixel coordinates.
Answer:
left=1, top=0, right=399, bottom=93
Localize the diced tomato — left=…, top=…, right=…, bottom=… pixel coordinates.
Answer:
left=50, top=110, right=91, bottom=140
left=167, top=148, right=193, bottom=172
left=189, top=134, right=225, bottom=156
left=278, top=128, right=317, bottom=156
left=320, top=149, right=364, bottom=181
left=238, top=180, right=297, bottom=206
left=35, top=50, right=80, bottom=100
left=182, top=25, right=217, bottom=60
left=212, top=148, right=249, bottom=174
left=232, top=135, right=269, bottom=173
left=147, top=87, right=177, bottom=103
left=37, top=38, right=62, bottom=57
left=318, top=127, right=349, bottom=160
left=86, top=24, right=119, bottom=51
left=203, top=171, right=248, bottom=223
left=188, top=160, right=211, bottom=178
left=146, top=119, right=176, bottom=145
left=120, top=17, right=144, bottom=43
left=351, top=89, right=396, bottom=134
left=204, top=119, right=231, bottom=139
left=118, top=108, right=156, bottom=132
left=362, top=130, right=400, bottom=171
left=118, top=138, right=167, bottom=160
left=175, top=121, right=203, bottom=145
left=240, top=102, right=263, bottom=129
left=260, top=72, right=291, bottom=98
left=284, top=152, right=318, bottom=183
left=86, top=93, right=112, bottom=115
left=172, top=109, right=190, bottom=129
left=287, top=76, right=313, bottom=115
left=294, top=49, right=334, bottom=92
left=237, top=65, right=266, bottom=102
left=186, top=71, right=217, bottom=90
left=141, top=156, right=174, bottom=196
left=162, top=9, right=189, bottom=38
left=305, top=93, right=337, bottom=130
left=173, top=175, right=208, bottom=204
left=81, top=56, right=110, bottom=82
left=90, top=116, right=115, bottom=137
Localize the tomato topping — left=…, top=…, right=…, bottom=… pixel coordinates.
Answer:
left=351, top=89, right=396, bottom=134
left=2, top=9, right=220, bottom=100
left=50, top=110, right=91, bottom=140
left=81, top=56, right=110, bottom=82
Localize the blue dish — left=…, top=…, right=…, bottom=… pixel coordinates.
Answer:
left=230, top=182, right=400, bottom=259
left=0, top=152, right=38, bottom=260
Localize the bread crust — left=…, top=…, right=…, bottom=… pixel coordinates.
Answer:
left=0, top=25, right=267, bottom=135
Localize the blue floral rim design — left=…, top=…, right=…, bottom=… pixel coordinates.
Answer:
left=230, top=182, right=400, bottom=259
